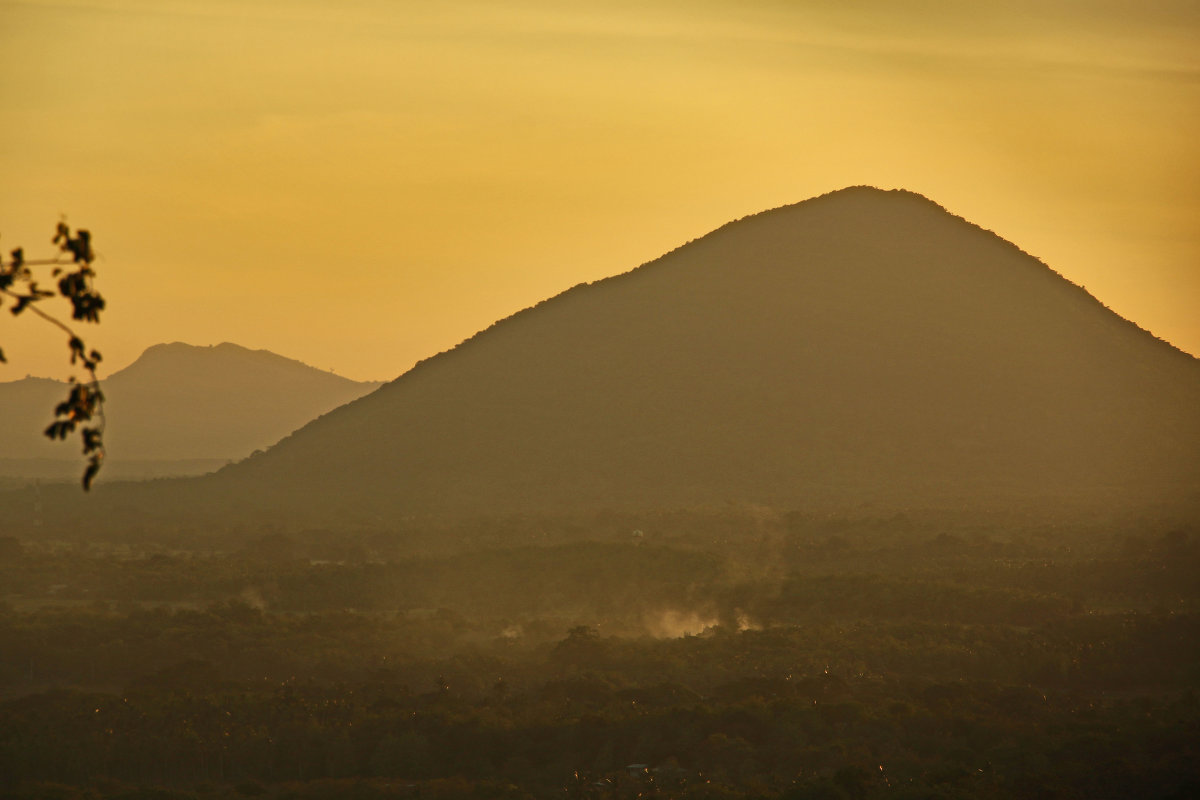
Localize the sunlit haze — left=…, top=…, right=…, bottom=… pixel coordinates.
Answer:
left=2, top=0, right=1198, bottom=381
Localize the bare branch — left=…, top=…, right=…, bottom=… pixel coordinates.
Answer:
left=1, top=287, right=79, bottom=338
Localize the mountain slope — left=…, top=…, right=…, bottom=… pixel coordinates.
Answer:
left=186, top=187, right=1198, bottom=519
left=0, top=342, right=381, bottom=475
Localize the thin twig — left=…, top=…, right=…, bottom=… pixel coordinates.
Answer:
left=7, top=258, right=74, bottom=267
left=1, top=287, right=78, bottom=338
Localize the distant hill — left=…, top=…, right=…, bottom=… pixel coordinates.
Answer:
left=14, top=188, right=1200, bottom=528
left=0, top=342, right=381, bottom=479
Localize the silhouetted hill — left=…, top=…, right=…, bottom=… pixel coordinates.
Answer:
left=15, top=188, right=1200, bottom=526
left=0, top=342, right=381, bottom=479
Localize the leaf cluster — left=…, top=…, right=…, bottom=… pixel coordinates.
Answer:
left=1, top=220, right=107, bottom=489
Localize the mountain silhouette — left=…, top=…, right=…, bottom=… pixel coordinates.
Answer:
left=14, top=188, right=1200, bottom=525
left=184, top=187, right=1197, bottom=521
left=0, top=342, right=381, bottom=479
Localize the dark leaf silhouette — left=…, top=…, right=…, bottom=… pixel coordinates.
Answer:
left=2, top=220, right=106, bottom=489
left=82, top=454, right=101, bottom=490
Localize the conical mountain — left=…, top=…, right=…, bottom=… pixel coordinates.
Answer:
left=187, top=187, right=1199, bottom=520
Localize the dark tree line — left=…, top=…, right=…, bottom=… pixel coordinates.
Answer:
left=0, top=521, right=1197, bottom=798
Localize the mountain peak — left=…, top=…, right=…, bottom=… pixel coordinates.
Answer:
left=0, top=341, right=382, bottom=473
left=190, top=188, right=1198, bottom=521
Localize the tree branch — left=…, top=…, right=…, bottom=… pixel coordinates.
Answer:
left=2, top=223, right=107, bottom=489
left=1, top=287, right=79, bottom=339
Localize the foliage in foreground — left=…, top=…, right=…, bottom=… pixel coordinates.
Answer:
left=1, top=221, right=106, bottom=488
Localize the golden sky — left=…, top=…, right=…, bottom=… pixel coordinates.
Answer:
left=2, top=0, right=1198, bottom=381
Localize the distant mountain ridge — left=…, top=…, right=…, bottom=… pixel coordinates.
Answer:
left=14, top=187, right=1200, bottom=525
left=0, top=342, right=381, bottom=478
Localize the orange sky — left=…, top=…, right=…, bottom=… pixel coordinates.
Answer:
left=2, top=0, right=1198, bottom=382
